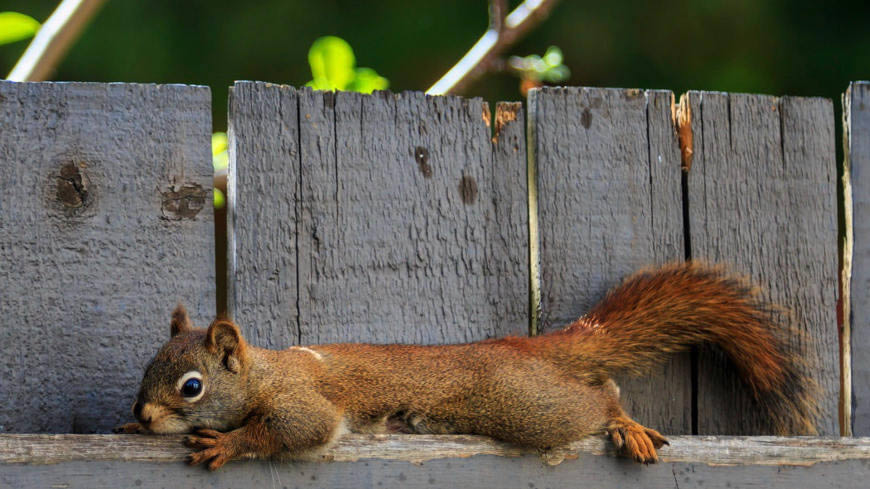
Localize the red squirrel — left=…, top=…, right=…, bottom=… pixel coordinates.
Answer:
left=115, top=262, right=819, bottom=470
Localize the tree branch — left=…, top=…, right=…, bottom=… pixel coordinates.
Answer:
left=6, top=0, right=108, bottom=82
left=490, top=0, right=507, bottom=34
left=426, top=0, right=561, bottom=96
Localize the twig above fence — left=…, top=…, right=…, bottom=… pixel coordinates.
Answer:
left=7, top=0, right=107, bottom=82
left=426, top=0, right=561, bottom=95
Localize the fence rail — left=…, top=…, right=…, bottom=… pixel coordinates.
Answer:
left=0, top=79, right=868, bottom=487
left=1, top=435, right=870, bottom=488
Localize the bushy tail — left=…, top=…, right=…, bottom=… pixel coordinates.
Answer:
left=540, top=261, right=819, bottom=435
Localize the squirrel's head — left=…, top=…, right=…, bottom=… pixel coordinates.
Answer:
left=131, top=304, right=252, bottom=434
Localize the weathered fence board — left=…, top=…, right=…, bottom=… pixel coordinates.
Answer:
left=226, top=81, right=301, bottom=348
left=229, top=81, right=528, bottom=347
left=0, top=81, right=215, bottom=433
left=529, top=87, right=690, bottom=434
left=684, top=91, right=839, bottom=435
left=845, top=81, right=870, bottom=435
left=2, top=435, right=870, bottom=489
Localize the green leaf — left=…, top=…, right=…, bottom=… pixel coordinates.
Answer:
left=213, top=151, right=228, bottom=173
left=347, top=67, right=389, bottom=94
left=308, top=36, right=356, bottom=90
left=211, top=132, right=227, bottom=156
left=543, top=46, right=563, bottom=67
left=542, top=65, right=570, bottom=83
left=213, top=188, right=226, bottom=209
left=212, top=132, right=228, bottom=172
left=0, top=11, right=40, bottom=45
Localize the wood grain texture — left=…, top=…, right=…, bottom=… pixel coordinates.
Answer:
left=2, top=434, right=870, bottom=465
left=0, top=81, right=215, bottom=433
left=685, top=91, right=839, bottom=435
left=229, top=82, right=528, bottom=347
left=846, top=81, right=870, bottom=435
left=3, top=458, right=870, bottom=489
left=226, top=81, right=301, bottom=349
left=529, top=87, right=690, bottom=434
left=2, top=435, right=870, bottom=489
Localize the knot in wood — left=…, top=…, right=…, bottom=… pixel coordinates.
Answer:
left=161, top=183, right=206, bottom=220
left=56, top=162, right=91, bottom=209
left=414, top=146, right=432, bottom=178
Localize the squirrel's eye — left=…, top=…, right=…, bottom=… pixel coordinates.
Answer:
left=176, top=370, right=204, bottom=402
left=182, top=378, right=202, bottom=398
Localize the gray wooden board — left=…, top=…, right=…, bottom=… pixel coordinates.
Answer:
left=4, top=458, right=870, bottom=489
left=847, top=81, right=870, bottom=435
left=686, top=91, right=839, bottom=435
left=3, top=435, right=870, bottom=489
left=529, top=87, right=690, bottom=434
left=0, top=81, right=215, bottom=433
left=226, top=81, right=301, bottom=349
left=229, top=82, right=528, bottom=347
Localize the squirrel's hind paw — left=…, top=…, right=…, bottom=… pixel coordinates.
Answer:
left=607, top=417, right=669, bottom=464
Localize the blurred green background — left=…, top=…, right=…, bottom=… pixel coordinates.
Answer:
left=1, top=0, right=868, bottom=131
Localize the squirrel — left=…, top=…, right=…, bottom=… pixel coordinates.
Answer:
left=115, top=261, right=819, bottom=470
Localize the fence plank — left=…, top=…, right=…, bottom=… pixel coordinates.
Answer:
left=686, top=91, right=839, bottom=435
left=846, top=81, right=870, bottom=435
left=226, top=81, right=301, bottom=349
left=530, top=87, right=689, bottom=434
left=0, top=81, right=215, bottom=433
left=229, top=82, right=528, bottom=346
left=2, top=435, right=870, bottom=489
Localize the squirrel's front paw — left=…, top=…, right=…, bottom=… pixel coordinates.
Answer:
left=113, top=422, right=148, bottom=434
left=185, top=429, right=235, bottom=470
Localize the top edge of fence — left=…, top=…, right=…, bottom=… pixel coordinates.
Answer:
left=0, top=80, right=211, bottom=91
left=683, top=89, right=836, bottom=104
left=231, top=80, right=488, bottom=104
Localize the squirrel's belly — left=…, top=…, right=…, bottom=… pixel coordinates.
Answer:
left=346, top=412, right=461, bottom=435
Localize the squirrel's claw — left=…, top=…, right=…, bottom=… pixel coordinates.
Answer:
left=644, top=427, right=669, bottom=449
left=184, top=429, right=221, bottom=449
left=607, top=417, right=668, bottom=464
left=186, top=447, right=230, bottom=470
left=185, top=429, right=233, bottom=470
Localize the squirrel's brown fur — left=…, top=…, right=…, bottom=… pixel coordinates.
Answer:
left=116, top=262, right=819, bottom=470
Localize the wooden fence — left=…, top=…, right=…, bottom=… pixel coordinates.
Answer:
left=0, top=79, right=868, bottom=487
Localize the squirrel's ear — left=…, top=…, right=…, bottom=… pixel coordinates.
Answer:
left=170, top=303, right=193, bottom=337
left=204, top=319, right=248, bottom=373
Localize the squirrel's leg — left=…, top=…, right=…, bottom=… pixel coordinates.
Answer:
left=597, top=379, right=668, bottom=464
left=606, top=414, right=669, bottom=464
left=185, top=392, right=343, bottom=470
left=605, top=397, right=669, bottom=464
